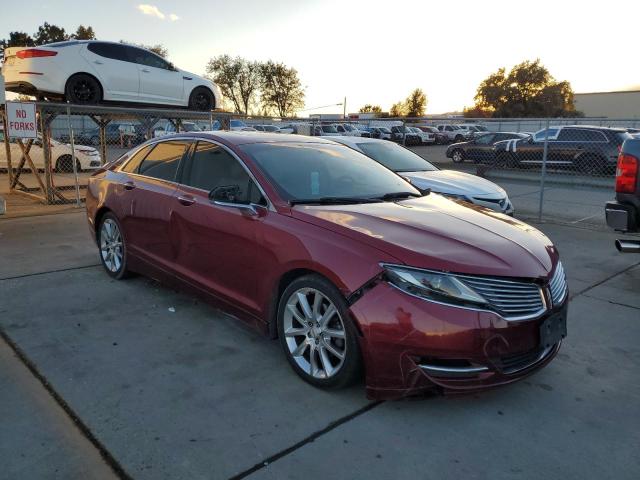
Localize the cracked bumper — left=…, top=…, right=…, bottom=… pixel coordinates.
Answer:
left=349, top=282, right=566, bottom=399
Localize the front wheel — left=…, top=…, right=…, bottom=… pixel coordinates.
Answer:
left=55, top=155, right=81, bottom=173
left=98, top=213, right=131, bottom=279
left=451, top=149, right=465, bottom=163
left=188, top=87, right=214, bottom=111
left=277, top=275, right=362, bottom=389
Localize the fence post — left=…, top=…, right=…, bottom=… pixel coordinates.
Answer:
left=209, top=111, right=213, bottom=131
left=538, top=118, right=550, bottom=222
left=1, top=107, right=14, bottom=188
left=66, top=104, right=81, bottom=207
left=402, top=119, right=406, bottom=146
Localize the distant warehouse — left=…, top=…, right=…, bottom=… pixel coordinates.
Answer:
left=574, top=90, right=640, bottom=118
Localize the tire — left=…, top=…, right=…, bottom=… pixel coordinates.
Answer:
left=65, top=74, right=102, bottom=105
left=277, top=274, right=362, bottom=390
left=55, top=155, right=81, bottom=173
left=188, top=87, right=214, bottom=111
left=97, top=213, right=131, bottom=280
left=495, top=152, right=517, bottom=168
left=577, top=154, right=605, bottom=175
left=451, top=149, right=465, bottom=163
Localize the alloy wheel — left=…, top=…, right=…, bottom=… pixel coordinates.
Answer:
left=283, top=287, right=347, bottom=379
left=73, top=80, right=97, bottom=102
left=100, top=219, right=123, bottom=273
left=453, top=150, right=463, bottom=162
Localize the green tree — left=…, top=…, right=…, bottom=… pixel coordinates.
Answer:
left=33, top=22, right=68, bottom=45
left=206, top=55, right=261, bottom=114
left=73, top=25, right=96, bottom=40
left=390, top=101, right=406, bottom=117
left=0, top=31, right=35, bottom=59
left=259, top=61, right=305, bottom=117
left=404, top=88, right=427, bottom=117
left=359, top=104, right=382, bottom=114
left=470, top=59, right=579, bottom=117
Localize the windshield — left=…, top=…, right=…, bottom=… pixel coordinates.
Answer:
left=240, top=143, right=419, bottom=202
left=264, top=125, right=279, bottom=132
left=322, top=125, right=338, bottom=133
left=343, top=124, right=355, bottom=131
left=357, top=142, right=437, bottom=172
left=475, top=125, right=489, bottom=131
left=230, top=120, right=247, bottom=128
left=378, top=127, right=392, bottom=133
left=182, top=123, right=200, bottom=132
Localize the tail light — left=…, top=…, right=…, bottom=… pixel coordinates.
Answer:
left=615, top=153, right=638, bottom=194
left=16, top=49, right=58, bottom=59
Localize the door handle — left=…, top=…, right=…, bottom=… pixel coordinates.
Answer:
left=141, top=68, right=150, bottom=73
left=177, top=195, right=195, bottom=206
left=123, top=181, right=136, bottom=190
left=93, top=60, right=103, bottom=65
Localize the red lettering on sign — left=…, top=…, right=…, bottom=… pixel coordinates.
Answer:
left=16, top=109, right=27, bottom=118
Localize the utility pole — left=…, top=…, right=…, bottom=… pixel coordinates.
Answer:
left=343, top=97, right=346, bottom=119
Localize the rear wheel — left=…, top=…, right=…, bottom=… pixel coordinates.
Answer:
left=98, top=213, right=131, bottom=280
left=65, top=74, right=102, bottom=105
left=188, top=87, right=214, bottom=111
left=577, top=154, right=605, bottom=175
left=277, top=275, right=362, bottom=389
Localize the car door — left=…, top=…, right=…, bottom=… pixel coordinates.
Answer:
left=466, top=133, right=495, bottom=161
left=170, top=140, right=269, bottom=314
left=117, top=140, right=191, bottom=271
left=80, top=42, right=140, bottom=101
left=128, top=46, right=183, bottom=105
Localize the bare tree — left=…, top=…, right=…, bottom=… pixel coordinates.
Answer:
left=206, top=55, right=261, bottom=114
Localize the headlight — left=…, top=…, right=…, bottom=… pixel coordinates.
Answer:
left=383, top=264, right=487, bottom=307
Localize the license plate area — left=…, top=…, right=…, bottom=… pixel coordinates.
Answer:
left=539, top=309, right=567, bottom=349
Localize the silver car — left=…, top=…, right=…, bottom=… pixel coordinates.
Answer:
left=329, top=136, right=514, bottom=215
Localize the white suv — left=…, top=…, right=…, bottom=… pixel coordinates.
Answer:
left=436, top=124, right=473, bottom=143
left=3, top=41, right=223, bottom=110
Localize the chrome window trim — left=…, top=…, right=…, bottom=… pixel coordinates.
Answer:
left=117, top=136, right=275, bottom=212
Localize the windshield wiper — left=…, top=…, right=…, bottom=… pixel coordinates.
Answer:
left=290, top=197, right=380, bottom=206
left=377, top=191, right=423, bottom=201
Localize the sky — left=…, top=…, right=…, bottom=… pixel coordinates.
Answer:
left=2, top=0, right=640, bottom=115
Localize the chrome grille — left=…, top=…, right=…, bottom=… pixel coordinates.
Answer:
left=459, top=275, right=545, bottom=320
left=548, top=262, right=567, bottom=307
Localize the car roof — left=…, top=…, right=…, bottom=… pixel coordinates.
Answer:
left=171, top=131, right=339, bottom=146
left=327, top=136, right=389, bottom=146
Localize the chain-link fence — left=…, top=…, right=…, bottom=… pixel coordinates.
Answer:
left=2, top=102, right=637, bottom=227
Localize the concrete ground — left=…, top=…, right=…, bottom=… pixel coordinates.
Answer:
left=0, top=208, right=639, bottom=480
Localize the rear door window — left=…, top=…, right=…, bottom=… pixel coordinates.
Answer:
left=138, top=140, right=189, bottom=181
left=121, top=145, right=152, bottom=173
left=87, top=42, right=130, bottom=62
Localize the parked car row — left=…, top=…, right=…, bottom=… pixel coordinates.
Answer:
left=87, top=130, right=567, bottom=399
left=446, top=126, right=634, bottom=173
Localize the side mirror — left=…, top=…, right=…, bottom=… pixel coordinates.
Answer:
left=209, top=185, right=243, bottom=204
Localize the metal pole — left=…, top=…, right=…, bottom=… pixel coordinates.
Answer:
left=402, top=119, right=406, bottom=146
left=538, top=118, right=550, bottom=222
left=67, top=105, right=81, bottom=207
left=40, top=111, right=55, bottom=204
left=1, top=107, right=14, bottom=188
left=209, top=110, right=213, bottom=131
left=343, top=97, right=346, bottom=119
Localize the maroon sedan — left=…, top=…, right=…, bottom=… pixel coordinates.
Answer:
left=86, top=132, right=568, bottom=399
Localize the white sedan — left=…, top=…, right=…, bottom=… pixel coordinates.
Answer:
left=3, top=40, right=223, bottom=111
left=0, top=130, right=101, bottom=172
left=329, top=136, right=514, bottom=215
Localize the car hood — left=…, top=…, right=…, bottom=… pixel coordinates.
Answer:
left=291, top=194, right=555, bottom=279
left=403, top=170, right=506, bottom=197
